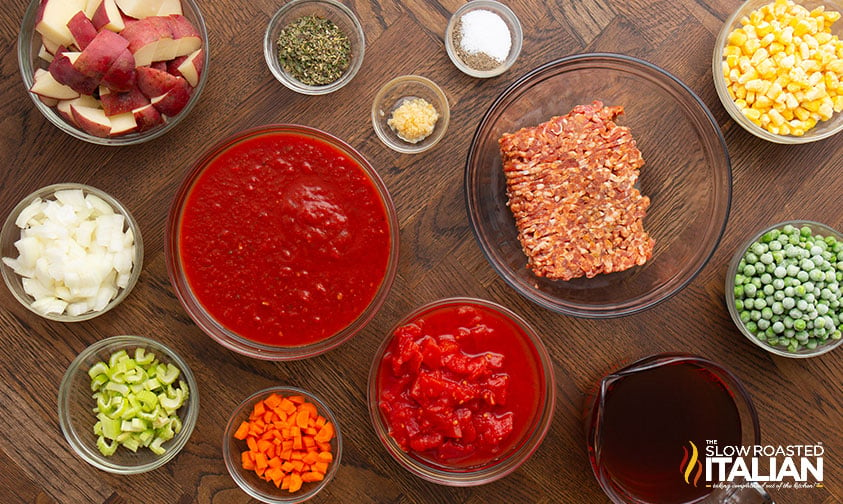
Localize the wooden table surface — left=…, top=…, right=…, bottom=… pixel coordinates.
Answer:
left=1, top=0, right=842, bottom=502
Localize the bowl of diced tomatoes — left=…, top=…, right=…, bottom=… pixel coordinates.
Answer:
left=367, top=298, right=556, bottom=486
left=223, top=387, right=341, bottom=503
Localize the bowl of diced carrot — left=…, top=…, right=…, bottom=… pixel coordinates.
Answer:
left=223, top=387, right=341, bottom=503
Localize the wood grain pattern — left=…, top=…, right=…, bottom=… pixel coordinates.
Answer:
left=1, top=0, right=842, bottom=502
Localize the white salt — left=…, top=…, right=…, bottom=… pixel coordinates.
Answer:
left=458, top=9, right=512, bottom=62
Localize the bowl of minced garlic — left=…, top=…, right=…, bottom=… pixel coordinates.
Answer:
left=371, top=75, right=450, bottom=153
left=713, top=0, right=843, bottom=143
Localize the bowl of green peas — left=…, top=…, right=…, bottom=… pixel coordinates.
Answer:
left=726, top=221, right=843, bottom=357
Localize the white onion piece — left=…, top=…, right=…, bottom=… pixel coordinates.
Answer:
left=2, top=189, right=136, bottom=317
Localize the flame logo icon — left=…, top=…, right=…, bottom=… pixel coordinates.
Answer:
left=680, top=441, right=703, bottom=487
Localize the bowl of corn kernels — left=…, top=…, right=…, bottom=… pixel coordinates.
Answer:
left=713, top=0, right=843, bottom=143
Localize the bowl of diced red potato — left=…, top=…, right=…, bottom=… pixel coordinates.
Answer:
left=713, top=0, right=843, bottom=143
left=17, top=0, right=209, bottom=144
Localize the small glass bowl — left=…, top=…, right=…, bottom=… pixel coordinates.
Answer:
left=166, top=125, right=399, bottom=360
left=17, top=0, right=210, bottom=145
left=367, top=297, right=556, bottom=486
left=445, top=0, right=523, bottom=78
left=0, top=183, right=144, bottom=322
left=57, top=335, right=199, bottom=474
left=712, top=0, right=843, bottom=143
left=726, top=220, right=843, bottom=358
left=223, top=386, right=342, bottom=503
left=264, top=0, right=365, bottom=95
left=371, top=75, right=450, bottom=154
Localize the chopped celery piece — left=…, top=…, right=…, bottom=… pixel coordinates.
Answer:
left=96, top=436, right=118, bottom=456
left=88, top=347, right=189, bottom=457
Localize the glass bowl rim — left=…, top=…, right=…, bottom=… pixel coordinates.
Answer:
left=57, top=334, right=200, bottom=474
left=464, top=52, right=732, bottom=318
left=0, top=182, right=144, bottom=322
left=165, top=123, right=400, bottom=360
left=366, top=296, right=557, bottom=486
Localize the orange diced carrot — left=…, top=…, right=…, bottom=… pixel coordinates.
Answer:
left=254, top=452, right=268, bottom=470
left=296, top=409, right=310, bottom=429
left=279, top=398, right=297, bottom=415
left=313, top=461, right=329, bottom=474
left=246, top=436, right=258, bottom=452
left=264, top=393, right=283, bottom=409
left=315, top=416, right=327, bottom=428
left=233, top=421, right=251, bottom=440
left=302, top=451, right=319, bottom=465
left=298, top=402, right=318, bottom=420
left=301, top=471, right=325, bottom=483
left=288, top=473, right=303, bottom=493
left=288, top=395, right=306, bottom=405
left=317, top=451, right=333, bottom=462
left=241, top=451, right=256, bottom=470
left=314, top=422, right=334, bottom=443
left=252, top=400, right=266, bottom=417
left=281, top=475, right=291, bottom=490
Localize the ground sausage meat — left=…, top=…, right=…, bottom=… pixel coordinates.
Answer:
left=498, top=101, right=654, bottom=281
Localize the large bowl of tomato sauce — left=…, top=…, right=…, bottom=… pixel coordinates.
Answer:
left=166, top=125, right=399, bottom=360
left=367, top=297, right=556, bottom=486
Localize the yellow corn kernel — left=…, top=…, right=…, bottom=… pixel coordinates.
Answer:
left=735, top=98, right=748, bottom=110
left=755, top=95, right=773, bottom=109
left=735, top=86, right=748, bottom=100
left=769, top=108, right=786, bottom=125
left=793, top=106, right=809, bottom=120
left=827, top=59, right=843, bottom=74
left=743, top=107, right=763, bottom=122
left=725, top=45, right=742, bottom=58
left=747, top=91, right=757, bottom=104
left=728, top=29, right=748, bottom=47
left=803, top=99, right=822, bottom=112
left=819, top=99, right=834, bottom=119
left=744, top=38, right=762, bottom=55
left=793, top=18, right=813, bottom=36
left=833, top=95, right=843, bottom=112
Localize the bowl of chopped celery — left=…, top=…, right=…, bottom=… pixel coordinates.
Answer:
left=713, top=0, right=843, bottom=143
left=58, top=335, right=199, bottom=473
left=726, top=221, right=843, bottom=357
left=0, top=183, right=143, bottom=322
left=371, top=75, right=450, bottom=154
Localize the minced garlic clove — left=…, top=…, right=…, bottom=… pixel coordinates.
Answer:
left=387, top=98, right=439, bottom=144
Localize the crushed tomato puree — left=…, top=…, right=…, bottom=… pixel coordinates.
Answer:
left=377, top=302, right=544, bottom=467
left=179, top=131, right=391, bottom=347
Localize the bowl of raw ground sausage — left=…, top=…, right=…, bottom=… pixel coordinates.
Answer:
left=465, top=53, right=732, bottom=318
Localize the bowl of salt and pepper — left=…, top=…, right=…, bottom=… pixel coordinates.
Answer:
left=445, top=0, right=523, bottom=78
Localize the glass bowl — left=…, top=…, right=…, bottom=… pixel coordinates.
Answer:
left=465, top=53, right=731, bottom=318
left=0, top=183, right=144, bottom=322
left=57, top=335, right=199, bottom=474
left=223, top=386, right=342, bottom=503
left=712, top=0, right=843, bottom=143
left=371, top=75, right=450, bottom=154
left=726, top=220, right=843, bottom=358
left=367, top=297, right=556, bottom=486
left=17, top=0, right=210, bottom=145
left=166, top=124, right=399, bottom=360
left=445, top=0, right=523, bottom=78
left=264, top=0, right=365, bottom=95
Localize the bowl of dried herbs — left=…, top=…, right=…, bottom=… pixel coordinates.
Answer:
left=264, top=0, right=365, bottom=95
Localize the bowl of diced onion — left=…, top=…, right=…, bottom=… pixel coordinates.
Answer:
left=713, top=0, right=843, bottom=143
left=58, top=335, right=199, bottom=473
left=0, top=183, right=143, bottom=322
